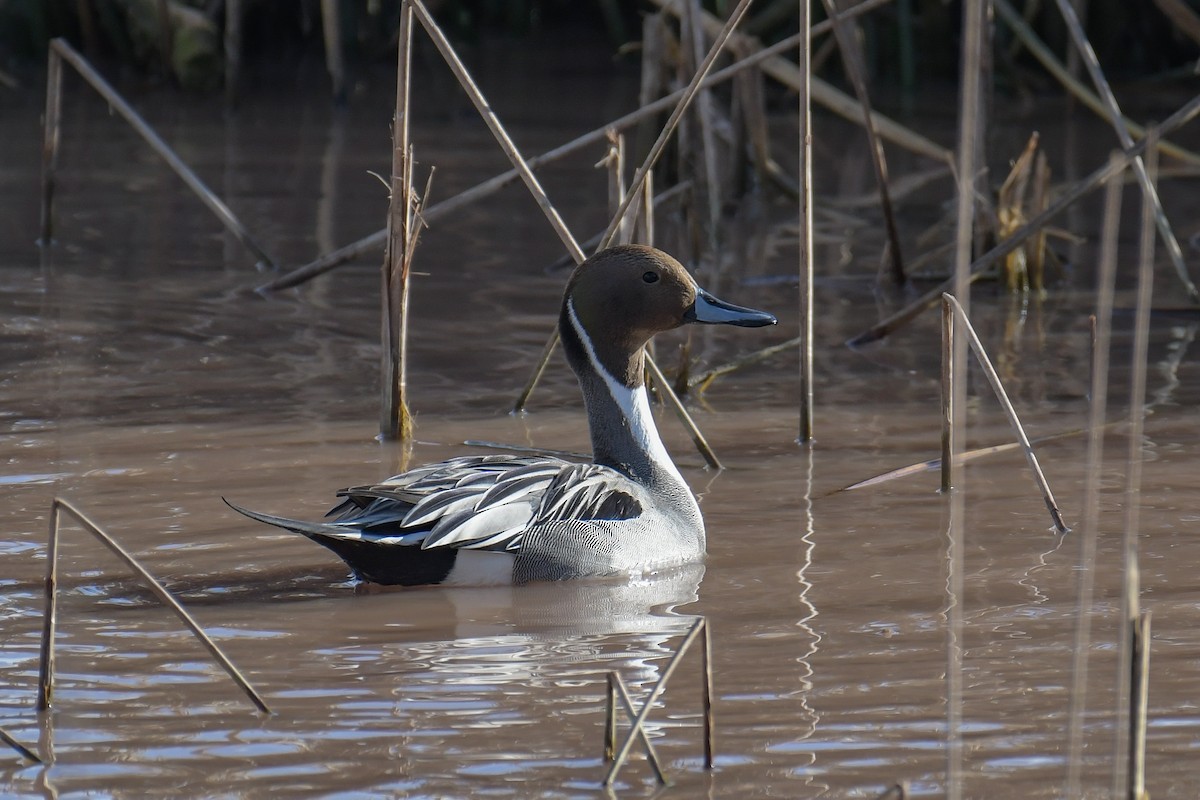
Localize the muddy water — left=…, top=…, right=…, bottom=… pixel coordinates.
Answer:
left=3, top=51, right=1200, bottom=798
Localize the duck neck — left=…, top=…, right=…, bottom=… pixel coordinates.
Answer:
left=561, top=301, right=688, bottom=492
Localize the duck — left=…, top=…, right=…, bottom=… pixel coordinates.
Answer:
left=226, top=244, right=776, bottom=586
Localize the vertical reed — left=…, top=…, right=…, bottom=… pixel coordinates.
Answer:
left=797, top=0, right=815, bottom=444
left=381, top=0, right=415, bottom=441
left=39, top=46, right=63, bottom=245
left=940, top=295, right=954, bottom=492
left=1113, top=130, right=1159, bottom=798
left=1128, top=610, right=1152, bottom=800
left=1064, top=151, right=1124, bottom=800
left=321, top=0, right=347, bottom=102
left=700, top=618, right=715, bottom=769
left=946, top=7, right=986, bottom=790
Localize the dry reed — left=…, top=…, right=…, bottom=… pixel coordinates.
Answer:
left=603, top=672, right=666, bottom=783
left=603, top=617, right=714, bottom=785
left=0, top=727, right=39, bottom=764
left=37, top=498, right=270, bottom=714
left=1113, top=131, right=1159, bottom=798
left=41, top=39, right=276, bottom=269
left=847, top=91, right=1200, bottom=346
left=798, top=0, right=815, bottom=443
left=1052, top=0, right=1198, bottom=303
left=1064, top=150, right=1124, bottom=799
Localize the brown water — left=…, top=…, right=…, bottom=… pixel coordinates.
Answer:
left=3, top=48, right=1200, bottom=798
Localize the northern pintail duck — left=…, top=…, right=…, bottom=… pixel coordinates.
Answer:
left=228, top=245, right=775, bottom=586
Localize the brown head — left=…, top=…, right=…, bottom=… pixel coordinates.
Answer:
left=559, top=245, right=775, bottom=388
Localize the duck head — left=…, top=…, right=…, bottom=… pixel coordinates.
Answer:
left=559, top=244, right=776, bottom=388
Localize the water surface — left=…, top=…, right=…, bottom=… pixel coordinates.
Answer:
left=2, top=52, right=1199, bottom=798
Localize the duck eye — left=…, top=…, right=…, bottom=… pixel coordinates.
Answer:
left=642, top=271, right=659, bottom=284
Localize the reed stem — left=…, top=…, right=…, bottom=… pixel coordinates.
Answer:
left=1064, top=151, right=1124, bottom=800
left=940, top=295, right=955, bottom=492
left=943, top=295, right=1069, bottom=533
left=1113, top=130, right=1159, bottom=797
left=39, top=47, right=63, bottom=246
left=600, top=0, right=756, bottom=250
left=1050, top=0, right=1198, bottom=302
left=1128, top=610, right=1151, bottom=800
left=798, top=0, right=815, bottom=444
left=604, top=618, right=707, bottom=785
left=381, top=0, right=416, bottom=442
left=45, top=39, right=275, bottom=268
left=0, top=727, right=39, bottom=764
left=37, top=498, right=270, bottom=714
left=605, top=671, right=668, bottom=783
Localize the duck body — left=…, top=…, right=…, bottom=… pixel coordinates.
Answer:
left=228, top=245, right=775, bottom=586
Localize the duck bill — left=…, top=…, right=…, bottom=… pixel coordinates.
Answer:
left=684, top=287, right=777, bottom=327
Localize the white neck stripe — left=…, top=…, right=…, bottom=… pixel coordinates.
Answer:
left=566, top=300, right=684, bottom=483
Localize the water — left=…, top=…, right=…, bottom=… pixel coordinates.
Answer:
left=3, top=46, right=1200, bottom=798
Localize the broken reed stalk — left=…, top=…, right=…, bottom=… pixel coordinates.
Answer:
left=0, top=727, right=40, bottom=764
left=1064, top=151, right=1124, bottom=800
left=1051, top=0, right=1199, bottom=303
left=37, top=497, right=270, bottom=714
left=991, top=0, right=1200, bottom=168
left=603, top=617, right=713, bottom=786
left=819, top=0, right=906, bottom=287
left=1128, top=610, right=1151, bottom=800
left=798, top=0, right=815, bottom=444
left=603, top=672, right=667, bottom=783
left=1113, top=132, right=1159, bottom=798
left=39, top=45, right=63, bottom=245
left=941, top=294, right=1069, bottom=533
left=838, top=427, right=1098, bottom=493
left=42, top=39, right=276, bottom=269
left=261, top=0, right=923, bottom=293
left=847, top=92, right=1200, bottom=346
left=381, top=1, right=416, bottom=442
